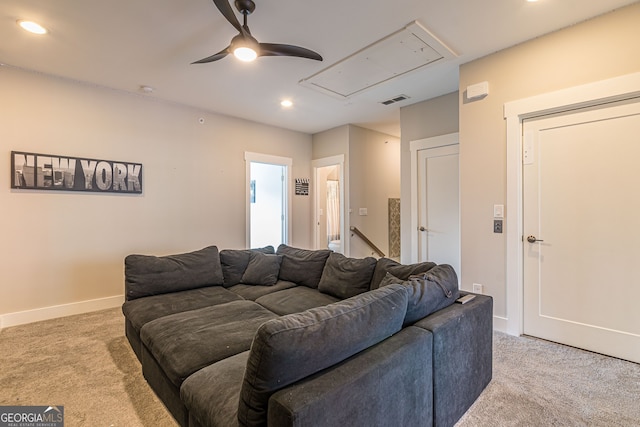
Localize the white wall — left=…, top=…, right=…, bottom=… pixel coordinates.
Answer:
left=458, top=3, right=640, bottom=323
left=0, top=66, right=312, bottom=325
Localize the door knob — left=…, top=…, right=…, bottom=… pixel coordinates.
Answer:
left=526, top=235, right=544, bottom=243
left=419, top=226, right=428, bottom=232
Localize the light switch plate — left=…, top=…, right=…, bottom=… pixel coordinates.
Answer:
left=359, top=208, right=368, bottom=216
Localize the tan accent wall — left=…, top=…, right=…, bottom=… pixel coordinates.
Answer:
left=459, top=3, right=640, bottom=318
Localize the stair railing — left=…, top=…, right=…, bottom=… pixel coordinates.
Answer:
left=350, top=226, right=386, bottom=257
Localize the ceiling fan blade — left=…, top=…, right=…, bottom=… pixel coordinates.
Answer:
left=259, top=43, right=323, bottom=61
left=192, top=46, right=230, bottom=64
left=212, top=0, right=243, bottom=33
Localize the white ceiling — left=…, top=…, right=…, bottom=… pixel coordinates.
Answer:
left=1, top=0, right=637, bottom=137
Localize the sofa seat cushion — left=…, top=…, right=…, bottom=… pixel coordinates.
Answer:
left=317, top=253, right=377, bottom=299
left=122, top=286, right=244, bottom=334
left=380, top=264, right=460, bottom=325
left=276, top=244, right=331, bottom=289
left=229, top=280, right=297, bottom=301
left=140, top=300, right=278, bottom=387
left=125, top=246, right=224, bottom=300
left=181, top=351, right=249, bottom=427
left=238, top=284, right=410, bottom=427
left=255, top=287, right=340, bottom=316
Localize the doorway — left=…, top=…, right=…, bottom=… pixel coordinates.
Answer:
left=410, top=133, right=460, bottom=276
left=245, top=152, right=291, bottom=248
left=504, top=71, right=640, bottom=361
left=522, top=98, right=640, bottom=363
left=313, top=155, right=345, bottom=254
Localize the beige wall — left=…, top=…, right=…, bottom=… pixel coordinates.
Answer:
left=0, top=66, right=312, bottom=324
left=348, top=126, right=400, bottom=258
left=399, top=92, right=459, bottom=264
left=459, top=3, right=640, bottom=319
left=312, top=125, right=400, bottom=258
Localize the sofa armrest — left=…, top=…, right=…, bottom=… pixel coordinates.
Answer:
left=413, top=293, right=493, bottom=427
left=268, top=327, right=434, bottom=427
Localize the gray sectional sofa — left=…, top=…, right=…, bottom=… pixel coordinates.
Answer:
left=122, top=244, right=493, bottom=427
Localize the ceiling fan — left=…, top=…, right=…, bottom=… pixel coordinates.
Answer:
left=193, top=0, right=323, bottom=64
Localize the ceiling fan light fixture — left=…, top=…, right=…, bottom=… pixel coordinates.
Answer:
left=230, top=33, right=259, bottom=62
left=17, top=20, right=47, bottom=35
left=234, top=46, right=257, bottom=62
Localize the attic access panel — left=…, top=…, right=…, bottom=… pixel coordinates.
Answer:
left=300, top=21, right=456, bottom=99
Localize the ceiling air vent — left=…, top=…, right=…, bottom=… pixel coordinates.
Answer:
left=381, top=95, right=410, bottom=106
left=300, top=21, right=456, bottom=99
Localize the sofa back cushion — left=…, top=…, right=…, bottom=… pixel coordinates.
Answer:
left=124, top=246, right=224, bottom=301
left=370, top=258, right=437, bottom=290
left=380, top=264, right=460, bottom=325
left=317, top=252, right=377, bottom=299
left=276, top=244, right=331, bottom=289
left=237, top=284, right=409, bottom=427
left=220, top=246, right=275, bottom=287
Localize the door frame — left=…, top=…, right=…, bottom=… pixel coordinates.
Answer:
left=409, top=133, right=459, bottom=264
left=503, top=72, right=640, bottom=336
left=312, top=155, right=347, bottom=255
left=244, top=152, right=293, bottom=248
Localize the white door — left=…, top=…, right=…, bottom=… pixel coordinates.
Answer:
left=523, top=98, right=640, bottom=363
left=245, top=152, right=291, bottom=249
left=417, top=143, right=460, bottom=276
left=313, top=155, right=346, bottom=254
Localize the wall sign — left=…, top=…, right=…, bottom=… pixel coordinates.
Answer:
left=11, top=151, right=143, bottom=194
left=295, top=178, right=309, bottom=196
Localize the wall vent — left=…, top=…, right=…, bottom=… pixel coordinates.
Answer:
left=300, top=21, right=456, bottom=99
left=381, top=94, right=410, bottom=106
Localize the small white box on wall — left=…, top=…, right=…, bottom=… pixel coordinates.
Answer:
left=467, top=81, right=489, bottom=99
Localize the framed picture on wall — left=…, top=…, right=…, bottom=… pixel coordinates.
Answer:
left=11, top=151, right=143, bottom=194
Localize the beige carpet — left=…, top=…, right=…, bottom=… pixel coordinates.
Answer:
left=1, top=307, right=638, bottom=427
left=0, top=308, right=176, bottom=426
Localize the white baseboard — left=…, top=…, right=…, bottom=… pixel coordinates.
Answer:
left=493, top=315, right=508, bottom=334
left=0, top=295, right=124, bottom=329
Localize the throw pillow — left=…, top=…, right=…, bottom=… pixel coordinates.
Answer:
left=317, top=252, right=377, bottom=299
left=220, top=246, right=275, bottom=287
left=276, top=244, right=331, bottom=288
left=241, top=252, right=282, bottom=286
left=380, top=264, right=460, bottom=325
left=370, top=257, right=437, bottom=290
left=237, top=284, right=409, bottom=427
left=125, top=246, right=224, bottom=300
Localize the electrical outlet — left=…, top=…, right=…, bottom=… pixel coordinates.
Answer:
left=472, top=283, right=483, bottom=294
left=493, top=219, right=503, bottom=233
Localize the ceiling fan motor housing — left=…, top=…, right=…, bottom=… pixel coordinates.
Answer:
left=235, top=0, right=255, bottom=15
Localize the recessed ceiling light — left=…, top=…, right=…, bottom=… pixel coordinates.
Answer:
left=280, top=99, right=293, bottom=108
left=17, top=20, right=47, bottom=35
